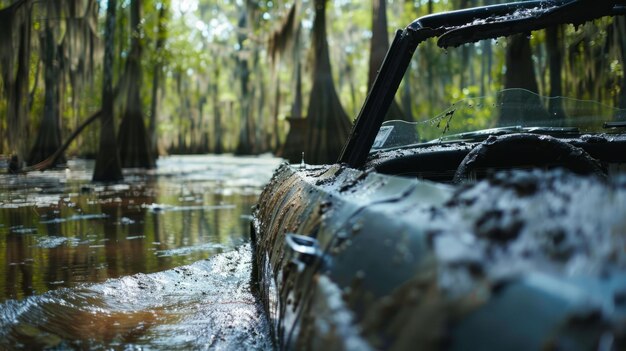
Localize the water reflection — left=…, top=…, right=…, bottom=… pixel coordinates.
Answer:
left=1, top=244, right=273, bottom=349
left=0, top=155, right=281, bottom=348
left=5, top=210, right=35, bottom=299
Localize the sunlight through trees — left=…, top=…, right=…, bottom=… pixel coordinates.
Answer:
left=0, top=0, right=624, bottom=175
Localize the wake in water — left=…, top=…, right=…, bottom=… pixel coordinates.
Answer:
left=0, top=244, right=273, bottom=350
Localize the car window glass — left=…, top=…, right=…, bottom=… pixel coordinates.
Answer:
left=372, top=19, right=626, bottom=152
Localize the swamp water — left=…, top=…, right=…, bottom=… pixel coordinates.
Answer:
left=0, top=155, right=282, bottom=349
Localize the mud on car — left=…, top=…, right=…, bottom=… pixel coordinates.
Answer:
left=253, top=1, right=626, bottom=350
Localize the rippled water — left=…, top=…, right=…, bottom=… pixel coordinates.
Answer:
left=0, top=155, right=281, bottom=349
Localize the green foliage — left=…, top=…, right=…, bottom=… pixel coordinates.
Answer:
left=0, top=0, right=624, bottom=158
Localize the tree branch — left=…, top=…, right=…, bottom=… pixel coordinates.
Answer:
left=21, top=110, right=102, bottom=172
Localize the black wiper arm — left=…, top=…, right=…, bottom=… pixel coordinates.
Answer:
left=438, top=0, right=624, bottom=48
left=604, top=121, right=626, bottom=129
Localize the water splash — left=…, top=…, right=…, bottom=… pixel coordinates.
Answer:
left=0, top=244, right=274, bottom=350
left=0, top=155, right=282, bottom=348
left=156, top=242, right=227, bottom=257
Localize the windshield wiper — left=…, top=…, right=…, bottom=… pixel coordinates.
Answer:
left=603, top=121, right=626, bottom=129
left=440, top=126, right=579, bottom=142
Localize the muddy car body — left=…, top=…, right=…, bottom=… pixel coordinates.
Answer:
left=253, top=1, right=626, bottom=350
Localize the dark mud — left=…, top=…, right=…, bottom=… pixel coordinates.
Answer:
left=255, top=164, right=626, bottom=350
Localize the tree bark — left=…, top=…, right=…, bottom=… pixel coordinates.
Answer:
left=499, top=34, right=549, bottom=127
left=28, top=21, right=65, bottom=166
left=368, top=0, right=407, bottom=121
left=7, top=11, right=31, bottom=168
left=480, top=40, right=491, bottom=96
left=279, top=58, right=306, bottom=163
left=292, top=59, right=303, bottom=119
left=546, top=26, right=566, bottom=123
left=0, top=0, right=29, bottom=157
left=149, top=1, right=167, bottom=157
left=615, top=17, right=626, bottom=110
left=272, top=80, right=281, bottom=150
left=93, top=0, right=123, bottom=182
left=212, top=65, right=223, bottom=154
left=368, top=0, right=389, bottom=90
left=426, top=0, right=434, bottom=116
left=304, top=0, right=351, bottom=164
left=235, top=8, right=254, bottom=155
left=279, top=21, right=307, bottom=162
left=117, top=0, right=155, bottom=168
left=402, top=64, right=413, bottom=121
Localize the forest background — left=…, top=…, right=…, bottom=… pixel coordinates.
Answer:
left=0, top=0, right=624, bottom=181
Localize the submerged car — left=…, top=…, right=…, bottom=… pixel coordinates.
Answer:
left=252, top=1, right=626, bottom=350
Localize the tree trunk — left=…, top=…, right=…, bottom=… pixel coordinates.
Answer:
left=499, top=34, right=549, bottom=127
left=118, top=0, right=155, bottom=168
left=8, top=13, right=31, bottom=168
left=279, top=58, right=307, bottom=163
left=480, top=40, right=490, bottom=96
left=93, top=0, right=123, bottom=182
left=29, top=21, right=65, bottom=166
left=0, top=3, right=16, bottom=97
left=546, top=25, right=566, bottom=123
left=0, top=1, right=28, bottom=162
left=212, top=65, right=223, bottom=154
left=292, top=59, right=303, bottom=119
left=254, top=59, right=268, bottom=153
left=235, top=9, right=254, bottom=155
left=426, top=0, right=435, bottom=116
left=304, top=0, right=351, bottom=164
left=368, top=0, right=406, bottom=121
left=368, top=0, right=389, bottom=90
left=615, top=17, right=626, bottom=110
left=197, top=89, right=208, bottom=154
left=273, top=80, right=281, bottom=151
left=279, top=21, right=307, bottom=162
left=149, top=1, right=167, bottom=157
left=402, top=64, right=413, bottom=121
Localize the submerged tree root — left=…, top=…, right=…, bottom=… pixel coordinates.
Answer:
left=19, top=110, right=102, bottom=173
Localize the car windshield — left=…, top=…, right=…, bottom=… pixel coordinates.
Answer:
left=371, top=18, right=626, bottom=152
